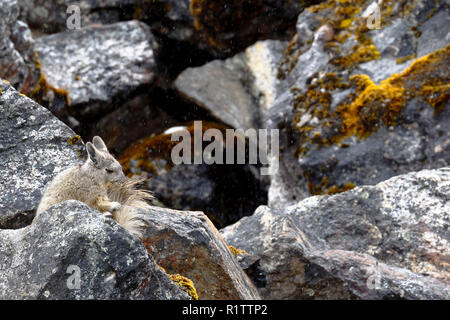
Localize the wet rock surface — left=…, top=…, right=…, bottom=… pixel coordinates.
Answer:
left=0, top=80, right=83, bottom=229
left=222, top=167, right=450, bottom=299
left=0, top=201, right=190, bottom=299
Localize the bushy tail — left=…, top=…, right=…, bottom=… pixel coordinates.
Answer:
left=108, top=177, right=153, bottom=239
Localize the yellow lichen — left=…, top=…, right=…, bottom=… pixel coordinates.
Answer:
left=228, top=245, right=247, bottom=257
left=396, top=54, right=417, bottom=64
left=168, top=274, right=199, bottom=300
left=68, top=135, right=82, bottom=146
left=29, top=53, right=71, bottom=106
left=337, top=44, right=450, bottom=141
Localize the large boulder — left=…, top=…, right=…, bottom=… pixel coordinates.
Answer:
left=221, top=167, right=450, bottom=299
left=174, top=40, right=286, bottom=130
left=0, top=79, right=83, bottom=229
left=266, top=0, right=450, bottom=208
left=33, top=20, right=159, bottom=120
left=0, top=0, right=40, bottom=94
left=142, top=205, right=261, bottom=300
left=0, top=201, right=190, bottom=299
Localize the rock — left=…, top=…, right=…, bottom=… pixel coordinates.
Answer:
left=174, top=40, right=287, bottom=130
left=81, top=92, right=178, bottom=155
left=33, top=20, right=159, bottom=120
left=19, top=0, right=144, bottom=34
left=141, top=205, right=261, bottom=300
left=222, top=167, right=450, bottom=299
left=187, top=0, right=316, bottom=56
left=118, top=123, right=269, bottom=229
left=0, top=79, right=83, bottom=229
left=0, top=0, right=40, bottom=94
left=19, top=0, right=315, bottom=57
left=265, top=0, right=450, bottom=208
left=0, top=201, right=190, bottom=299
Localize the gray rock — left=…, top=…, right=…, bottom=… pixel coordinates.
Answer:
left=18, top=0, right=311, bottom=57
left=141, top=205, right=261, bottom=300
left=222, top=167, right=450, bottom=299
left=0, top=80, right=83, bottom=229
left=174, top=40, right=287, bottom=130
left=0, top=0, right=40, bottom=94
left=19, top=0, right=144, bottom=34
left=34, top=20, right=159, bottom=119
left=0, top=201, right=190, bottom=299
left=265, top=0, right=450, bottom=208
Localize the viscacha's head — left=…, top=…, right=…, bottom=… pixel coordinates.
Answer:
left=85, top=136, right=127, bottom=185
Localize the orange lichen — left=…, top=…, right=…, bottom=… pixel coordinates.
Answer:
left=119, top=121, right=230, bottom=175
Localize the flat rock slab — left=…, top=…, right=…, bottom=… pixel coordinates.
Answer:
left=0, top=201, right=190, bottom=299
left=142, top=205, right=261, bottom=300
left=0, top=80, right=83, bottom=229
left=34, top=20, right=159, bottom=119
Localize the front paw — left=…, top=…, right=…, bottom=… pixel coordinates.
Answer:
left=109, top=202, right=122, bottom=212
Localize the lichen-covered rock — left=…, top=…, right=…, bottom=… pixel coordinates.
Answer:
left=266, top=0, right=450, bottom=208
left=141, top=205, right=261, bottom=300
left=33, top=20, right=159, bottom=120
left=0, top=0, right=40, bottom=94
left=222, top=167, right=450, bottom=299
left=118, top=124, right=268, bottom=229
left=175, top=40, right=286, bottom=130
left=119, top=121, right=268, bottom=228
left=0, top=80, right=83, bottom=229
left=0, top=201, right=190, bottom=299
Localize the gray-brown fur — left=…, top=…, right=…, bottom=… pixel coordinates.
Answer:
left=36, top=136, right=151, bottom=238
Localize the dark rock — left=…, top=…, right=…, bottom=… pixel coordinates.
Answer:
left=141, top=205, right=261, bottom=300
left=222, top=167, right=450, bottom=299
left=0, top=80, right=83, bottom=229
left=19, top=0, right=316, bottom=57
left=34, top=20, right=159, bottom=120
left=0, top=201, right=190, bottom=299
left=118, top=125, right=269, bottom=229
left=0, top=0, right=40, bottom=94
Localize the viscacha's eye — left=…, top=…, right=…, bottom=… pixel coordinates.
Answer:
left=105, top=168, right=114, bottom=174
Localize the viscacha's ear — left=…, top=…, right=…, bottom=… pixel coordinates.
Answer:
left=86, top=142, right=100, bottom=166
left=92, top=136, right=108, bottom=152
